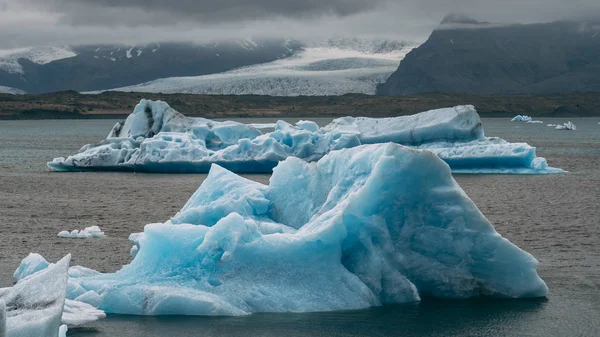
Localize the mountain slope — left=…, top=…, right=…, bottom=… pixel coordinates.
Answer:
left=377, top=18, right=600, bottom=95
left=0, top=85, right=26, bottom=95
left=0, top=40, right=301, bottom=94
left=97, top=39, right=417, bottom=96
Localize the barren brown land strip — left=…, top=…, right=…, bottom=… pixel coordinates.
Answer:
left=1, top=91, right=600, bottom=119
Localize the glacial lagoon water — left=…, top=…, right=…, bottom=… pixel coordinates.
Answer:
left=0, top=117, right=599, bottom=336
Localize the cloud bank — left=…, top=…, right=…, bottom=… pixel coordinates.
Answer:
left=1, top=0, right=600, bottom=48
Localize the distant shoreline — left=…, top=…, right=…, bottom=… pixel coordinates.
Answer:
left=2, top=91, right=600, bottom=120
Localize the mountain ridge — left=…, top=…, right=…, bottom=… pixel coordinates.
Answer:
left=377, top=19, right=600, bottom=95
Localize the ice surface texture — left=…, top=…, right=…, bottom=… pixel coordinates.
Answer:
left=58, top=226, right=105, bottom=239
left=0, top=255, right=70, bottom=337
left=48, top=99, right=561, bottom=174
left=59, top=144, right=547, bottom=316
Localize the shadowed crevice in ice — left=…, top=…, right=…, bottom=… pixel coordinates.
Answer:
left=42, top=144, right=547, bottom=316
left=48, top=99, right=561, bottom=174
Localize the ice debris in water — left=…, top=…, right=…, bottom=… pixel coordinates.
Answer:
left=1, top=255, right=69, bottom=337
left=511, top=115, right=533, bottom=122
left=58, top=226, right=105, bottom=238
left=555, top=121, right=577, bottom=130
left=47, top=99, right=561, bottom=174
left=42, top=144, right=547, bottom=316
left=526, top=120, right=543, bottom=124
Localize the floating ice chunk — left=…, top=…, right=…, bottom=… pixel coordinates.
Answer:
left=65, top=144, right=547, bottom=316
left=12, top=253, right=49, bottom=281
left=62, top=299, right=106, bottom=326
left=526, top=120, right=543, bottom=124
left=48, top=100, right=560, bottom=174
left=58, top=325, right=67, bottom=337
left=11, top=255, right=106, bottom=329
left=0, top=255, right=70, bottom=337
left=247, top=123, right=277, bottom=129
left=511, top=115, right=533, bottom=122
left=555, top=121, right=577, bottom=130
left=58, top=226, right=105, bottom=238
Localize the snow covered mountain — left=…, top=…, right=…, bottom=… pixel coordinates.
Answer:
left=0, top=46, right=77, bottom=74
left=99, top=38, right=418, bottom=96
left=0, top=85, right=26, bottom=95
left=0, top=40, right=302, bottom=94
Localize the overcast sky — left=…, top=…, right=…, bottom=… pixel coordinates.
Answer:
left=1, top=0, right=599, bottom=48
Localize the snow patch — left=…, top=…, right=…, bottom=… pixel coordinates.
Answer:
left=0, top=86, right=26, bottom=95
left=0, top=46, right=76, bottom=74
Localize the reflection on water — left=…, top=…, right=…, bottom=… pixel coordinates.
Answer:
left=70, top=299, right=548, bottom=337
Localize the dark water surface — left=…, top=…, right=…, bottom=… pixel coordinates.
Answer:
left=0, top=117, right=599, bottom=336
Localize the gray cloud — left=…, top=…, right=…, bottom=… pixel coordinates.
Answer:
left=1, top=0, right=600, bottom=48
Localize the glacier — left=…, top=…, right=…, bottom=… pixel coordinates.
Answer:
left=87, top=39, right=417, bottom=96
left=0, top=255, right=71, bottom=337
left=44, top=144, right=548, bottom=316
left=48, top=99, right=561, bottom=174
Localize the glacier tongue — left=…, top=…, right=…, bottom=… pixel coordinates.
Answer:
left=48, top=99, right=561, bottom=174
left=54, top=143, right=547, bottom=316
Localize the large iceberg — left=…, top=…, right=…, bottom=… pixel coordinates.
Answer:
left=0, top=255, right=70, bottom=337
left=48, top=100, right=561, bottom=174
left=56, top=144, right=547, bottom=316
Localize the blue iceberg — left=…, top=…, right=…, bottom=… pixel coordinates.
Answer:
left=48, top=99, right=561, bottom=174
left=511, top=115, right=533, bottom=122
left=45, top=144, right=547, bottom=316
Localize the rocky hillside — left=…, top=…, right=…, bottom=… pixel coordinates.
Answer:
left=378, top=17, right=600, bottom=95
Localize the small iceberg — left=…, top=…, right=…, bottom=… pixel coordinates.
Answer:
left=511, top=115, right=533, bottom=122
left=58, top=226, right=105, bottom=238
left=11, top=255, right=106, bottom=330
left=555, top=121, right=577, bottom=130
left=1, top=256, right=70, bottom=337
left=48, top=100, right=561, bottom=174
left=41, top=144, right=547, bottom=316
left=526, top=120, right=544, bottom=124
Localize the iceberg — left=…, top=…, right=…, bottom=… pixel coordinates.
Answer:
left=511, top=115, right=533, bottom=122
left=58, top=144, right=547, bottom=316
left=12, top=253, right=50, bottom=281
left=555, top=121, right=577, bottom=130
left=48, top=99, right=561, bottom=174
left=58, top=226, right=105, bottom=239
left=11, top=255, right=107, bottom=329
left=526, top=120, right=543, bottom=124
left=0, top=255, right=70, bottom=337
